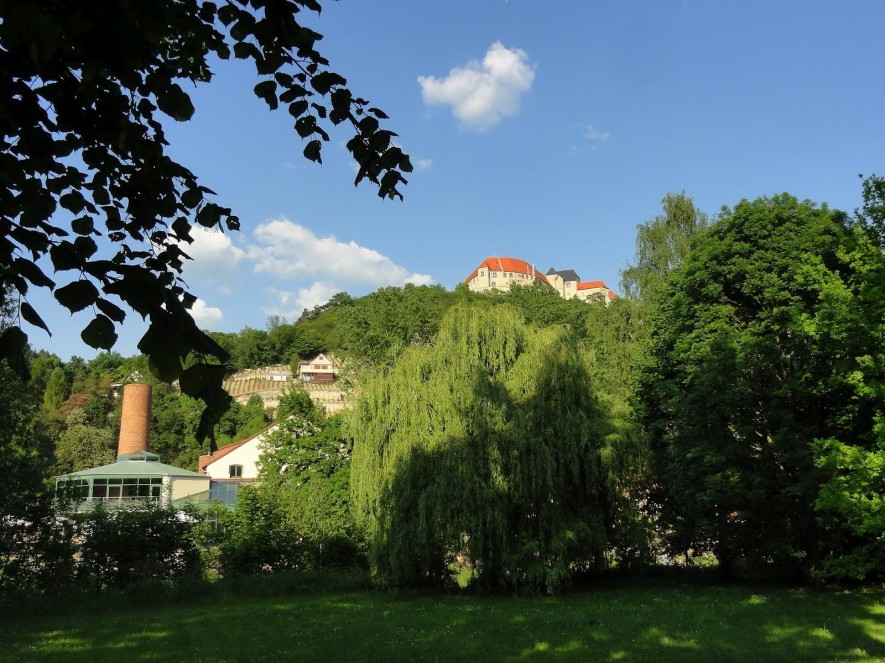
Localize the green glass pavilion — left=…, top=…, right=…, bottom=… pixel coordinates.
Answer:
left=55, top=450, right=211, bottom=510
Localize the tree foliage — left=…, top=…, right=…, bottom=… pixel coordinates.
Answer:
left=53, top=407, right=115, bottom=475
left=0, top=361, right=46, bottom=519
left=338, top=284, right=456, bottom=367
left=637, top=193, right=885, bottom=579
left=0, top=0, right=411, bottom=445
left=220, top=413, right=363, bottom=574
left=620, top=192, right=708, bottom=305
left=349, top=305, right=621, bottom=592
left=856, top=173, right=885, bottom=247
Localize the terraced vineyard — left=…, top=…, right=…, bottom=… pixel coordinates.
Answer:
left=223, top=365, right=348, bottom=414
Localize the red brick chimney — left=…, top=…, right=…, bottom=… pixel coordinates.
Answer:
left=117, top=383, right=152, bottom=457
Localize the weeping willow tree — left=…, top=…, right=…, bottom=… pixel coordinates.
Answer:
left=349, top=305, right=620, bottom=592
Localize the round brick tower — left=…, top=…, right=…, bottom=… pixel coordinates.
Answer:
left=117, top=383, right=152, bottom=457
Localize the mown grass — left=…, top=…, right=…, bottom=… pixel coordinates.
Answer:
left=1, top=575, right=882, bottom=662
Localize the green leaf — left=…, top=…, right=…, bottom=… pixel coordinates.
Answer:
left=156, top=83, right=195, bottom=122
left=295, top=115, right=317, bottom=138
left=138, top=321, right=176, bottom=355
left=181, top=187, right=202, bottom=209
left=81, top=314, right=117, bottom=350
left=233, top=41, right=259, bottom=60
left=303, top=140, right=322, bottom=163
left=179, top=363, right=226, bottom=398
left=148, top=353, right=183, bottom=383
left=95, top=298, right=126, bottom=323
left=20, top=301, right=51, bottom=335
left=311, top=71, right=346, bottom=95
left=50, top=242, right=80, bottom=271
left=0, top=326, right=30, bottom=380
left=196, top=409, right=218, bottom=450
left=59, top=191, right=86, bottom=214
left=254, top=80, right=278, bottom=110
left=71, top=216, right=96, bottom=235
left=54, top=280, right=99, bottom=312
left=287, top=99, right=309, bottom=118
left=92, top=186, right=110, bottom=206
left=358, top=116, right=379, bottom=135
left=74, top=236, right=98, bottom=259
left=13, top=258, right=55, bottom=289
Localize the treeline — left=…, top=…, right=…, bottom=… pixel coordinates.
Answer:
left=0, top=282, right=470, bottom=483
left=205, top=285, right=465, bottom=372
left=342, top=180, right=885, bottom=588
left=1, top=178, right=883, bottom=598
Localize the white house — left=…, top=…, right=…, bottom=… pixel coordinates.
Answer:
left=197, top=424, right=280, bottom=505
left=298, top=353, right=335, bottom=383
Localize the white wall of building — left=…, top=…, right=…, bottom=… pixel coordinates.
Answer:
left=204, top=426, right=279, bottom=480
left=170, top=475, right=211, bottom=502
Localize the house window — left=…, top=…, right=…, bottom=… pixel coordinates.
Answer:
left=229, top=464, right=243, bottom=478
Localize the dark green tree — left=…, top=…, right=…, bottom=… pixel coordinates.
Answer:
left=219, top=413, right=362, bottom=573
left=637, top=193, right=885, bottom=579
left=0, top=362, right=46, bottom=518
left=339, top=284, right=456, bottom=367
left=582, top=298, right=653, bottom=569
left=0, top=0, right=411, bottom=444
left=41, top=366, right=70, bottom=417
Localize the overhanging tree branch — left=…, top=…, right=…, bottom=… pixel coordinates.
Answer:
left=0, top=0, right=411, bottom=449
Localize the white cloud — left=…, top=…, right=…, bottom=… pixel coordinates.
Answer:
left=584, top=125, right=610, bottom=143
left=265, top=282, right=341, bottom=319
left=404, top=273, right=434, bottom=286
left=418, top=42, right=535, bottom=131
left=190, top=298, right=223, bottom=328
left=415, top=158, right=433, bottom=171
left=247, top=217, right=433, bottom=286
left=178, top=227, right=245, bottom=285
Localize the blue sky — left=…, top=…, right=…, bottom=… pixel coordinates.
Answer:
left=28, top=0, right=885, bottom=359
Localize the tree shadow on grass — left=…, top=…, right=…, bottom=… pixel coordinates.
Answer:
left=2, top=584, right=881, bottom=662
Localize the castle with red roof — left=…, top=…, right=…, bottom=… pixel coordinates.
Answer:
left=464, top=257, right=615, bottom=303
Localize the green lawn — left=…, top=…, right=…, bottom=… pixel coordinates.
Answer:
left=2, top=581, right=883, bottom=662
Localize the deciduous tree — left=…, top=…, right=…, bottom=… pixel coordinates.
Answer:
left=350, top=305, right=620, bottom=591
left=0, top=0, right=411, bottom=445
left=620, top=192, right=708, bottom=305
left=637, top=193, right=885, bottom=579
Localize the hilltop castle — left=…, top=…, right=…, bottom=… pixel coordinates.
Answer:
left=464, top=256, right=615, bottom=303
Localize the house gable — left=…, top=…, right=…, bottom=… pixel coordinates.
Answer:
left=199, top=423, right=279, bottom=480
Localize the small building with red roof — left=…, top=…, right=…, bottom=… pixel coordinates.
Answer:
left=197, top=424, right=278, bottom=505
